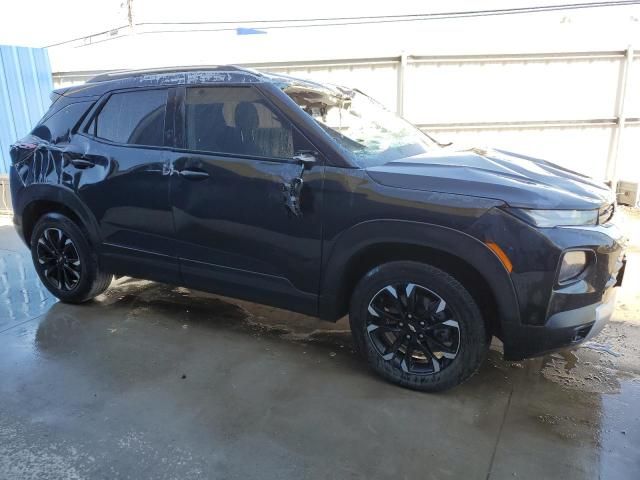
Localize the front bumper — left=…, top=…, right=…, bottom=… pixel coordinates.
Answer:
left=503, top=284, right=620, bottom=360
left=502, top=221, right=626, bottom=361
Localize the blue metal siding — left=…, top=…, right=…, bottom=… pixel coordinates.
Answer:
left=0, top=45, right=53, bottom=175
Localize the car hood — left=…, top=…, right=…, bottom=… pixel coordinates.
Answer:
left=365, top=147, right=615, bottom=210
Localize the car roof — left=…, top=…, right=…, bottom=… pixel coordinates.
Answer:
left=55, top=65, right=341, bottom=99
left=86, top=65, right=262, bottom=84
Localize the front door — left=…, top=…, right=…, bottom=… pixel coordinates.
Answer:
left=170, top=85, right=324, bottom=313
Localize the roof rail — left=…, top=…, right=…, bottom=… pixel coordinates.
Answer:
left=87, top=65, right=259, bottom=83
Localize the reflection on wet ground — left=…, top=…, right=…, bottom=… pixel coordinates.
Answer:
left=1, top=224, right=639, bottom=479
left=0, top=251, right=57, bottom=332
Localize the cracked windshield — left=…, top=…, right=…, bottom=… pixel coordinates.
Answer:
left=284, top=85, right=437, bottom=166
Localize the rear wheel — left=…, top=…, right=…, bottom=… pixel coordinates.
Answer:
left=349, top=261, right=490, bottom=392
left=31, top=213, right=112, bottom=303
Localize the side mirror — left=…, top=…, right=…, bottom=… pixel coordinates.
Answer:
left=293, top=151, right=317, bottom=168
left=284, top=151, right=317, bottom=217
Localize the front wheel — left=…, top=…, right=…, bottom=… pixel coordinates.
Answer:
left=349, top=261, right=490, bottom=392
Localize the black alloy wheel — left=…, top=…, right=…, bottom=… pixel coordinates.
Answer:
left=36, top=227, right=82, bottom=291
left=366, top=283, right=460, bottom=375
left=349, top=261, right=490, bottom=392
left=30, top=213, right=112, bottom=303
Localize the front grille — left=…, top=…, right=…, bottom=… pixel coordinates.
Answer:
left=598, top=203, right=615, bottom=225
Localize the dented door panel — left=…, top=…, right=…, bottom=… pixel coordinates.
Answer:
left=169, top=84, right=325, bottom=311
left=13, top=132, right=179, bottom=282
left=170, top=152, right=324, bottom=312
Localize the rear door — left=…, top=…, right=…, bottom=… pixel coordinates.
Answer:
left=170, top=85, right=324, bottom=313
left=72, top=87, right=179, bottom=282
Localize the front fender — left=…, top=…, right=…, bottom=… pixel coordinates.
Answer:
left=319, top=219, right=520, bottom=331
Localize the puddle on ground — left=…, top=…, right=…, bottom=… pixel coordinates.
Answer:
left=13, top=274, right=636, bottom=391
left=483, top=345, right=639, bottom=478
left=540, top=352, right=623, bottom=394
left=97, top=278, right=355, bottom=353
left=90, top=278, right=640, bottom=401
left=0, top=251, right=57, bottom=330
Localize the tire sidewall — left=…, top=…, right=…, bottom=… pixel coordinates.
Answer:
left=350, top=261, right=489, bottom=392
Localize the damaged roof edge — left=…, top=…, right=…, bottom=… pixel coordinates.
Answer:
left=55, top=65, right=355, bottom=101
left=87, top=65, right=262, bottom=83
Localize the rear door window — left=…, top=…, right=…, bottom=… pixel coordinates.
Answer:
left=92, top=89, right=167, bottom=147
left=184, top=86, right=296, bottom=159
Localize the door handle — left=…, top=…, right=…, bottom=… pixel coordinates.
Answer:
left=178, top=168, right=210, bottom=180
left=69, top=158, right=95, bottom=169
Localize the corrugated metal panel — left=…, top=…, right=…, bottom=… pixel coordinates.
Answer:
left=0, top=45, right=53, bottom=175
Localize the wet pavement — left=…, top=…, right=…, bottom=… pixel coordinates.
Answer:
left=1, top=216, right=639, bottom=479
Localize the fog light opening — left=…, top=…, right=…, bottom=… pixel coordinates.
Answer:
left=558, top=250, right=590, bottom=285
left=571, top=325, right=592, bottom=343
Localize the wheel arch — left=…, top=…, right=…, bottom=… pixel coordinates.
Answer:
left=16, top=184, right=101, bottom=248
left=319, top=220, right=520, bottom=338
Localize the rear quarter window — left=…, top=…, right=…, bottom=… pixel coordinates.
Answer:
left=32, top=101, right=92, bottom=144
left=91, top=89, right=167, bottom=147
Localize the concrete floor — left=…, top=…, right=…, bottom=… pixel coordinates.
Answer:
left=1, top=214, right=639, bottom=480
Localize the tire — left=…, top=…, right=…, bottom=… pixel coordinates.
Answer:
left=349, top=261, right=490, bottom=392
left=30, top=212, right=112, bottom=303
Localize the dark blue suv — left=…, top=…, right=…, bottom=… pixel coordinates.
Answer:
left=9, top=67, right=626, bottom=391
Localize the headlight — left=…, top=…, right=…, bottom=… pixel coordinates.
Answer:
left=558, top=250, right=589, bottom=284
left=507, top=208, right=598, bottom=227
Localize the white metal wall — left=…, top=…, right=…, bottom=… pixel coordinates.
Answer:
left=52, top=50, right=639, bottom=182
